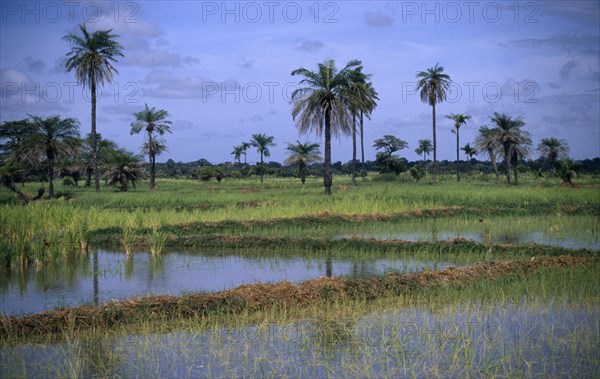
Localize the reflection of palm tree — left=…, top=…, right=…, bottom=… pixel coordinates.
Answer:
left=93, top=249, right=99, bottom=306
left=326, top=253, right=333, bottom=278
left=125, top=255, right=134, bottom=279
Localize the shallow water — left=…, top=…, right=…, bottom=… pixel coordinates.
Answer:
left=2, top=299, right=597, bottom=378
left=0, top=249, right=454, bottom=316
left=334, top=214, right=600, bottom=250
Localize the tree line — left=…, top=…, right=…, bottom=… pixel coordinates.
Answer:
left=0, top=23, right=594, bottom=202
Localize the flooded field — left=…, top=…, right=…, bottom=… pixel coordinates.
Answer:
left=0, top=249, right=456, bottom=316
left=2, top=264, right=598, bottom=378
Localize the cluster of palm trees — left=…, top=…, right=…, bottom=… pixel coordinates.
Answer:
left=1, top=22, right=578, bottom=200
left=231, top=136, right=322, bottom=184
left=290, top=59, right=379, bottom=195
left=231, top=133, right=276, bottom=183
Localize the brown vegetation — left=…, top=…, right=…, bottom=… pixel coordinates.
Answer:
left=1, top=256, right=592, bottom=340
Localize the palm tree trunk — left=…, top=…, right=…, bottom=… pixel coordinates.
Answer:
left=432, top=103, right=437, bottom=184
left=48, top=157, right=55, bottom=198
left=456, top=126, right=460, bottom=182
left=91, top=76, right=100, bottom=192
left=489, top=149, right=500, bottom=181
left=360, top=112, right=366, bottom=180
left=504, top=146, right=511, bottom=184
left=351, top=113, right=357, bottom=186
left=149, top=132, right=156, bottom=190
left=300, top=162, right=306, bottom=184
left=260, top=152, right=264, bottom=183
left=324, top=111, right=332, bottom=196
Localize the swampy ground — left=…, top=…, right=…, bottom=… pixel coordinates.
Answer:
left=1, top=175, right=599, bottom=378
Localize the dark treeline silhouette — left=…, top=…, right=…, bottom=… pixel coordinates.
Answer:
left=149, top=157, right=600, bottom=181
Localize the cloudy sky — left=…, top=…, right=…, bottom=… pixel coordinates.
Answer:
left=1, top=1, right=599, bottom=164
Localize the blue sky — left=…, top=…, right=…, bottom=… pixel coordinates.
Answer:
left=1, top=1, right=599, bottom=164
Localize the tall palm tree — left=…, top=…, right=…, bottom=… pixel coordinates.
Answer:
left=291, top=59, right=361, bottom=195
left=488, top=112, right=531, bottom=185
left=474, top=126, right=501, bottom=181
left=416, top=63, right=452, bottom=184
left=130, top=104, right=172, bottom=190
left=446, top=113, right=471, bottom=181
left=538, top=137, right=569, bottom=171
left=21, top=115, right=81, bottom=198
left=415, top=139, right=433, bottom=165
left=250, top=133, right=275, bottom=183
left=63, top=23, right=124, bottom=192
left=284, top=141, right=321, bottom=184
left=345, top=67, right=377, bottom=185
left=360, top=82, right=379, bottom=180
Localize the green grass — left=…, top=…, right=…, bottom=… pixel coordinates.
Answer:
left=1, top=177, right=598, bottom=265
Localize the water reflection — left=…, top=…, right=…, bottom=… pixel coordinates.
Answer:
left=335, top=215, right=600, bottom=250
left=0, top=249, right=453, bottom=316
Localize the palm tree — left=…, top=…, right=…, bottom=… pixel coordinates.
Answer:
left=241, top=142, right=251, bottom=164
left=416, top=63, right=452, bottom=184
left=21, top=115, right=81, bottom=198
left=63, top=23, right=124, bottom=192
left=488, top=112, right=532, bottom=185
left=250, top=133, right=275, bottom=183
left=130, top=104, right=172, bottom=190
left=360, top=82, right=379, bottom=180
left=284, top=141, right=321, bottom=184
left=461, top=143, right=477, bottom=177
left=291, top=59, right=361, bottom=195
left=0, top=120, right=46, bottom=203
left=446, top=113, right=471, bottom=181
left=231, top=145, right=244, bottom=165
left=102, top=148, right=144, bottom=192
left=538, top=137, right=569, bottom=171
left=415, top=139, right=433, bottom=166
left=474, top=126, right=501, bottom=181
left=344, top=67, right=377, bottom=185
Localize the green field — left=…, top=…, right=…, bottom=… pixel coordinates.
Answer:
left=1, top=176, right=599, bottom=377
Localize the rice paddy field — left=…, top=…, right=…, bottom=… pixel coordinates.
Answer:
left=1, top=175, right=599, bottom=378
